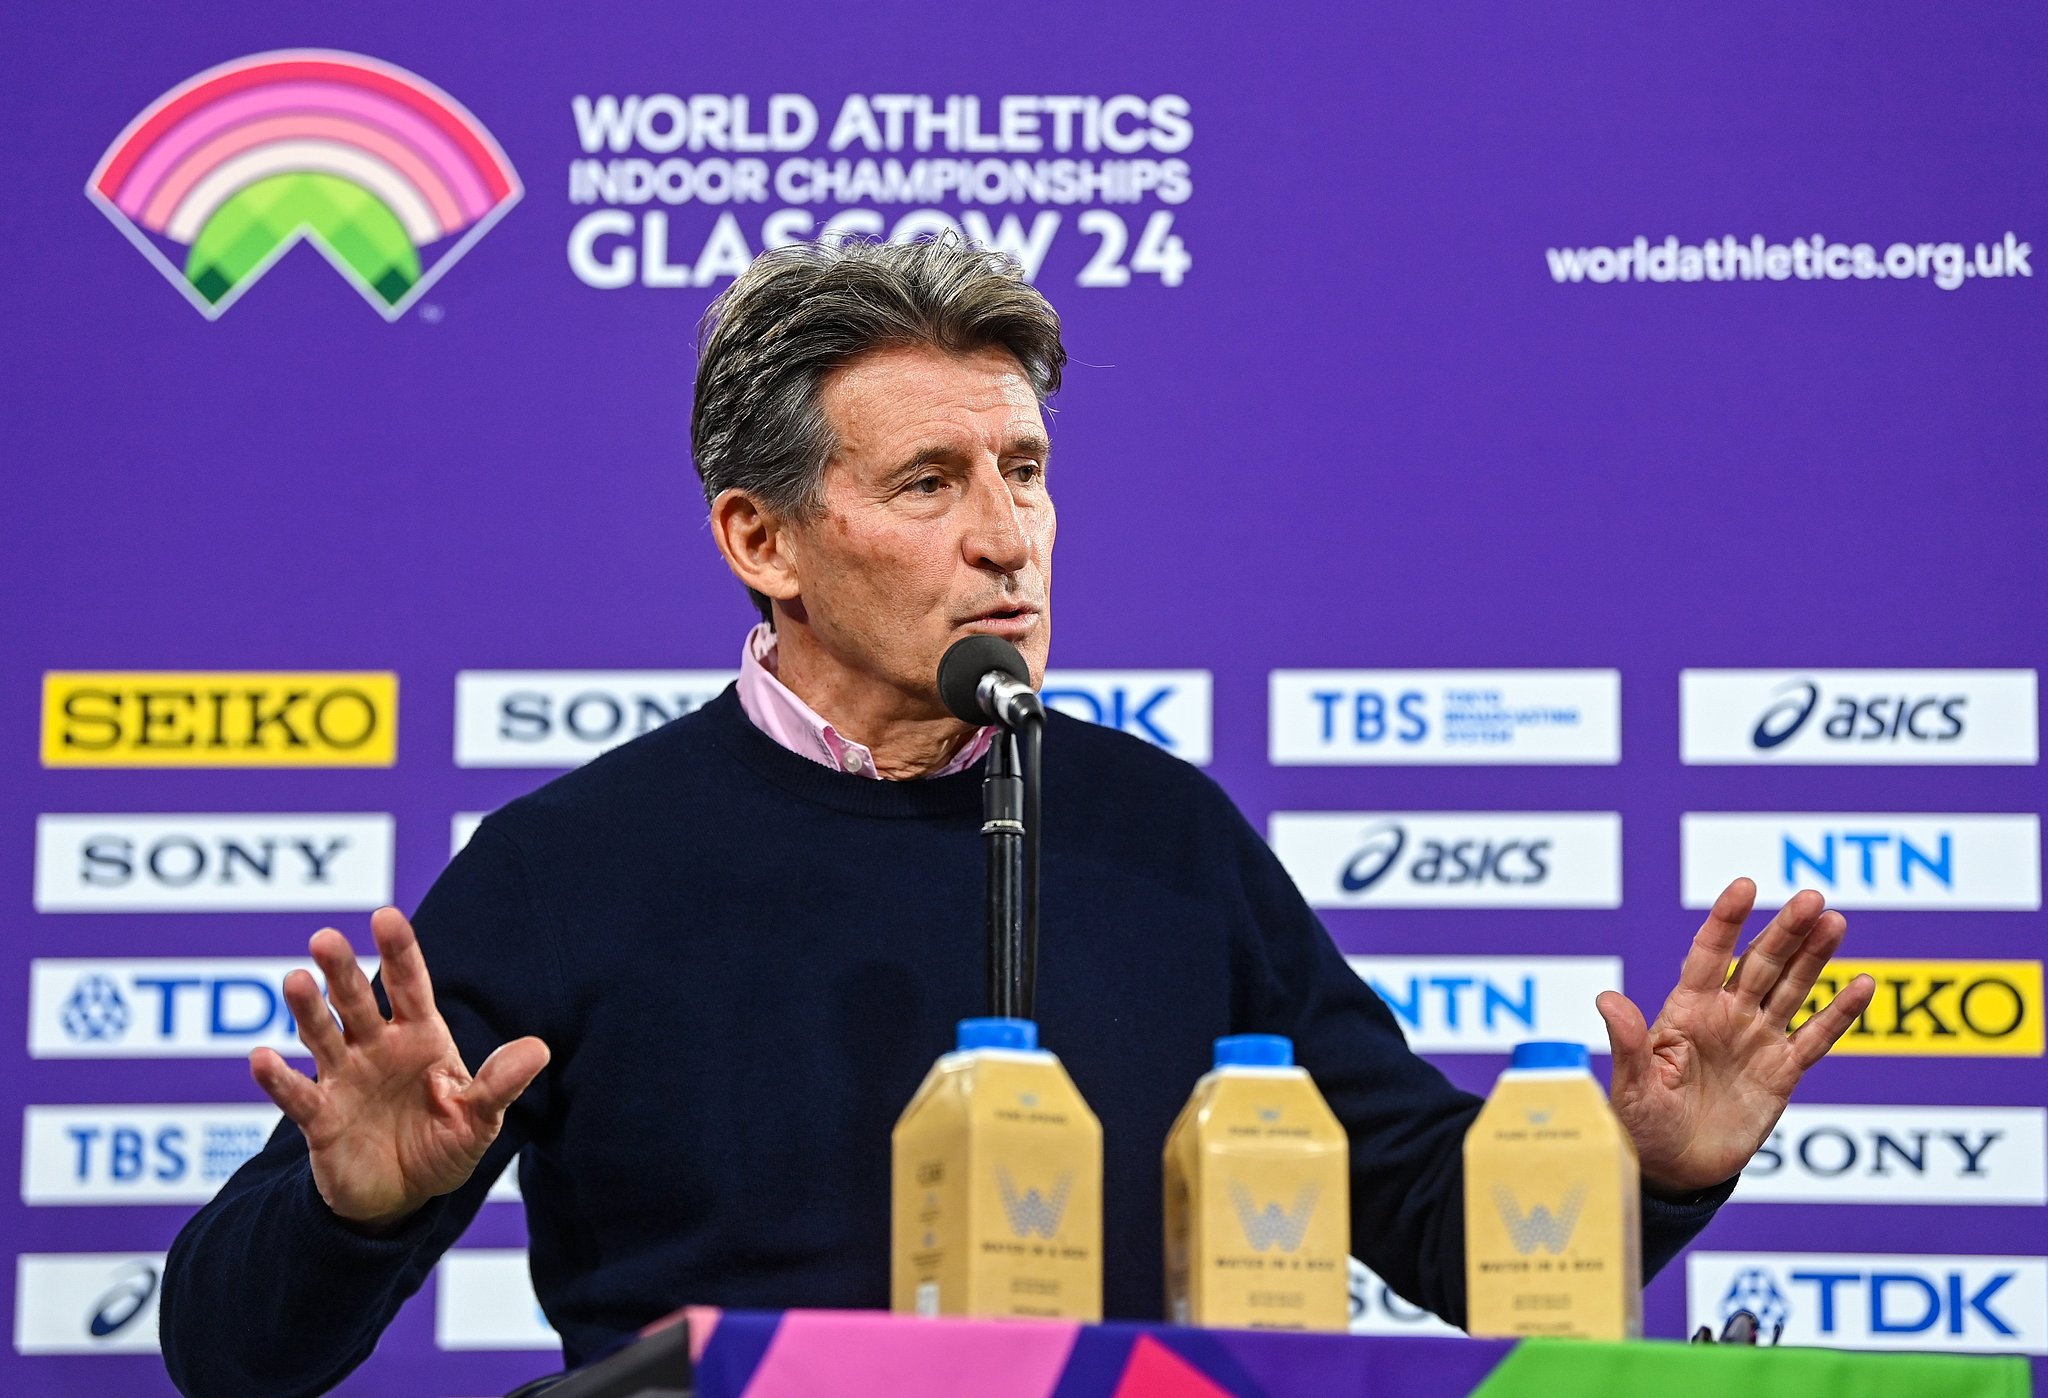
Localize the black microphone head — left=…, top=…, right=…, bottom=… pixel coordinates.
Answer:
left=937, top=634, right=1029, bottom=724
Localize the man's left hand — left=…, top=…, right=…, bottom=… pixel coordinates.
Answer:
left=1596, top=877, right=1877, bottom=1195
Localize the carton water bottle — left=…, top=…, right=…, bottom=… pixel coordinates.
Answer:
left=1162, top=1034, right=1350, bottom=1330
left=1463, top=1040, right=1642, bottom=1340
left=890, top=1017, right=1102, bottom=1320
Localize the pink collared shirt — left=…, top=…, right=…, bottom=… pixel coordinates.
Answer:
left=735, top=623, right=995, bottom=779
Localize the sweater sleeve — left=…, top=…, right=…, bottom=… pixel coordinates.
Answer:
left=1220, top=803, right=1730, bottom=1329
left=160, top=822, right=567, bottom=1398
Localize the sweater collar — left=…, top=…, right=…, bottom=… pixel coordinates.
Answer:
left=701, top=685, right=985, bottom=819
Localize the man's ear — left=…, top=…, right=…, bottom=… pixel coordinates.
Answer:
left=710, top=489, right=802, bottom=605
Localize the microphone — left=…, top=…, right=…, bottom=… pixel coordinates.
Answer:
left=937, top=635, right=1044, bottom=729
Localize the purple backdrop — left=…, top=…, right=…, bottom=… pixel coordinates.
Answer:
left=6, top=1, right=2044, bottom=1393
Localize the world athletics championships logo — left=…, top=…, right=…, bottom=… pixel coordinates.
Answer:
left=87, top=50, right=521, bottom=320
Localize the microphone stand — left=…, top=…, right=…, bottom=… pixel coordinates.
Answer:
left=980, top=717, right=1043, bottom=1020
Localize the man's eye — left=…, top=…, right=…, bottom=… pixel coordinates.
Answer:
left=1010, top=462, right=1042, bottom=485
left=910, top=475, right=945, bottom=495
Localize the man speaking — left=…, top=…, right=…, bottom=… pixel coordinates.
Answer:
left=160, top=236, right=1876, bottom=1397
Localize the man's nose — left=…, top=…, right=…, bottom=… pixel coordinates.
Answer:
left=962, top=461, right=1030, bottom=575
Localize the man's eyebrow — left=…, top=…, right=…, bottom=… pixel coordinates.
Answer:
left=1006, top=432, right=1052, bottom=460
left=890, top=433, right=1052, bottom=478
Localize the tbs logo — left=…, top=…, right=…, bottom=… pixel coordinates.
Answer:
left=22, top=1106, right=281, bottom=1204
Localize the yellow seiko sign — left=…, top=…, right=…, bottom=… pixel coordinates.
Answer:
left=1791, top=959, right=2043, bottom=1056
left=42, top=672, right=398, bottom=767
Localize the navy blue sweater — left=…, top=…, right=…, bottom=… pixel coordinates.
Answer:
left=162, top=687, right=1724, bottom=1396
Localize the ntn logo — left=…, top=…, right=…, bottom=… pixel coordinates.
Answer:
left=1785, top=831, right=1951, bottom=889
left=1367, top=973, right=1541, bottom=1033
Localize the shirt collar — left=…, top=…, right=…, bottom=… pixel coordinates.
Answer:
left=734, top=622, right=994, bottom=780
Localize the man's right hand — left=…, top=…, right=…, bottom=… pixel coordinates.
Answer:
left=249, top=906, right=551, bottom=1231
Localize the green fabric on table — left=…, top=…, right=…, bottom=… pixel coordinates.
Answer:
left=1468, top=1338, right=2032, bottom=1398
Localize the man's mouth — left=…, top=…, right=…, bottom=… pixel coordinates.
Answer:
left=960, top=604, right=1042, bottom=636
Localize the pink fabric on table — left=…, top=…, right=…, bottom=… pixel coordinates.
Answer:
left=737, top=1310, right=1080, bottom=1398
left=736, top=623, right=994, bottom=780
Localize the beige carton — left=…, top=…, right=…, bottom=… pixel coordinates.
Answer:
left=1463, top=1040, right=1641, bottom=1340
left=891, top=1018, right=1102, bottom=1320
left=1163, top=1035, right=1349, bottom=1331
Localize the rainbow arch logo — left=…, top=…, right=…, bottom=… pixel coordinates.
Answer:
left=88, top=50, right=521, bottom=320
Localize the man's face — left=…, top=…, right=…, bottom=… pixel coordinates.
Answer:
left=784, top=342, right=1054, bottom=710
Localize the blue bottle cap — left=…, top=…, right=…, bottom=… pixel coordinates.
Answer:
left=956, top=1017, right=1038, bottom=1052
left=1510, top=1041, right=1591, bottom=1071
left=1214, top=1034, right=1294, bottom=1068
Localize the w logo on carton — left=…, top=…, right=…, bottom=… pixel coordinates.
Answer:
left=1228, top=1181, right=1320, bottom=1253
left=1494, top=1183, right=1585, bottom=1255
left=996, top=1167, right=1072, bottom=1239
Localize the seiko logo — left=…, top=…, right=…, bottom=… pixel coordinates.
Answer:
left=1784, top=960, right=2044, bottom=1057
left=30, top=957, right=378, bottom=1058
left=455, top=670, right=735, bottom=767
left=1344, top=955, right=1619, bottom=1054
left=1733, top=1105, right=2047, bottom=1205
left=1689, top=1253, right=2048, bottom=1353
left=42, top=671, right=397, bottom=767
left=13, top=1254, right=169, bottom=1354
left=34, top=814, right=393, bottom=912
left=1270, top=669, right=1620, bottom=765
left=1272, top=812, right=1621, bottom=908
left=1681, top=670, right=2037, bottom=765
left=1039, top=669, right=1212, bottom=763
left=1682, top=814, right=2041, bottom=911
left=22, top=1105, right=283, bottom=1204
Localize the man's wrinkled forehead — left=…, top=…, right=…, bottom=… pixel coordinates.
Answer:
left=820, top=343, right=1049, bottom=471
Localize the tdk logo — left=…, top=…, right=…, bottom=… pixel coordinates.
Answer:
left=1733, top=1105, right=2047, bottom=1205
left=1682, top=670, right=2038, bottom=765
left=1344, top=955, right=1619, bottom=1054
left=1270, top=670, right=1619, bottom=765
left=1347, top=1258, right=1460, bottom=1337
left=1688, top=1253, right=2048, bottom=1353
left=34, top=814, right=393, bottom=912
left=1272, top=812, right=1621, bottom=908
left=22, top=1105, right=282, bottom=1204
left=1682, top=814, right=2041, bottom=910
left=13, top=1255, right=168, bottom=1355
left=1041, top=669, right=1211, bottom=764
left=29, top=958, right=376, bottom=1059
left=456, top=670, right=736, bottom=767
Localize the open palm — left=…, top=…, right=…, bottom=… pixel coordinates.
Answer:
left=1595, top=878, right=1876, bottom=1194
left=249, top=907, right=550, bottom=1230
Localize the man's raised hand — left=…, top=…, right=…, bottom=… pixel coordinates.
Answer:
left=249, top=907, right=550, bottom=1230
left=1595, top=877, right=1876, bottom=1195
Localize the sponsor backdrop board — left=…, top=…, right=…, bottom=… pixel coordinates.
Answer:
left=4, top=2, right=2043, bottom=1393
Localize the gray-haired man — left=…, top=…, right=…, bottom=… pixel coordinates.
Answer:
left=161, top=237, right=1873, bottom=1398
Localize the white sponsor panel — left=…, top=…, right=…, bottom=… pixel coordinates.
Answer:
left=453, top=812, right=486, bottom=855
left=1734, top=1106, right=2047, bottom=1206
left=436, top=1250, right=557, bottom=1350
left=1681, top=813, right=2041, bottom=911
left=486, top=1159, right=522, bottom=1202
left=29, top=957, right=376, bottom=1059
left=1271, top=812, right=1622, bottom=909
left=1345, top=956, right=1619, bottom=1054
left=1688, top=1252, right=2048, bottom=1354
left=1269, top=669, right=1619, bottom=764
left=14, top=1253, right=165, bottom=1354
left=1041, top=669, right=1211, bottom=764
left=1681, top=669, right=2038, bottom=765
left=22, top=1104, right=282, bottom=1204
left=455, top=670, right=735, bottom=767
left=1347, top=1257, right=1463, bottom=1336
left=34, top=813, right=393, bottom=912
